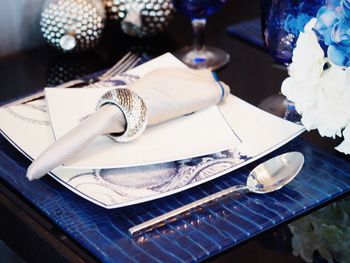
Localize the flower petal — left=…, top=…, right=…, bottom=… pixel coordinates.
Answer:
left=327, top=44, right=348, bottom=66
left=289, top=30, right=325, bottom=83
left=335, top=125, right=350, bottom=154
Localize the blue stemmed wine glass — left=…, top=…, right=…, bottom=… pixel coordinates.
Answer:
left=258, top=0, right=324, bottom=123
left=172, top=0, right=230, bottom=70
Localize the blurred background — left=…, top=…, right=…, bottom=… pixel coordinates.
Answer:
left=0, top=0, right=46, bottom=57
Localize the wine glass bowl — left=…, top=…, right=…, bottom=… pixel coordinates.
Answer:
left=172, top=0, right=230, bottom=70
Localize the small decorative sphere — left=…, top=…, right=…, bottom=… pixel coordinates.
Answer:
left=103, top=0, right=175, bottom=37
left=104, top=0, right=128, bottom=21
left=40, top=0, right=106, bottom=52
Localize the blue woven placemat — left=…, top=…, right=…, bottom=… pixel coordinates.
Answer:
left=227, top=18, right=265, bottom=49
left=1, top=135, right=350, bottom=262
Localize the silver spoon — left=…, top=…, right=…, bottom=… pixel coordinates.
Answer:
left=129, top=151, right=304, bottom=237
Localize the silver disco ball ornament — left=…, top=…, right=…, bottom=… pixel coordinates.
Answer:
left=104, top=0, right=175, bottom=37
left=40, top=0, right=106, bottom=52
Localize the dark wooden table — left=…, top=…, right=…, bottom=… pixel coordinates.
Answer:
left=0, top=0, right=349, bottom=262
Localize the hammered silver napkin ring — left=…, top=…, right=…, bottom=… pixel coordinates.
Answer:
left=96, top=88, right=148, bottom=142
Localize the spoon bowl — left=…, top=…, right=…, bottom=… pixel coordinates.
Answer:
left=247, top=151, right=304, bottom=194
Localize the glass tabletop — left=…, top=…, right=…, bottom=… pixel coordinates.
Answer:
left=0, top=0, right=349, bottom=262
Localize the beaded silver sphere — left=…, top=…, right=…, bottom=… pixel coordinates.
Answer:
left=40, top=0, right=106, bottom=52
left=104, top=0, right=127, bottom=21
left=104, top=0, right=175, bottom=37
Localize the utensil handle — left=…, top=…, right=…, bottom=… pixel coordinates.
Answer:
left=129, top=184, right=249, bottom=237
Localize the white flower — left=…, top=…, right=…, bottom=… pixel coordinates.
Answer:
left=335, top=125, right=350, bottom=154
left=281, top=77, right=319, bottom=115
left=288, top=18, right=326, bottom=85
left=281, top=19, right=326, bottom=115
left=309, top=66, right=348, bottom=137
left=298, top=64, right=349, bottom=138
left=281, top=18, right=350, bottom=155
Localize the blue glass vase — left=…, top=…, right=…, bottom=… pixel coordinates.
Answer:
left=260, top=0, right=325, bottom=63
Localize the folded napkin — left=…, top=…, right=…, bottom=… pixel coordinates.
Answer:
left=26, top=68, right=230, bottom=180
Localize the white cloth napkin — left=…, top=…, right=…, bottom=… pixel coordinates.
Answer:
left=26, top=68, right=230, bottom=180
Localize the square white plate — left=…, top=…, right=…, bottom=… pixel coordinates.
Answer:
left=0, top=53, right=305, bottom=208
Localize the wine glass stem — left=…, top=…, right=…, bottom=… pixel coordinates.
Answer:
left=192, top=18, right=206, bottom=51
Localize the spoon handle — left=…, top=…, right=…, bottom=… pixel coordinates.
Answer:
left=129, top=184, right=249, bottom=237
